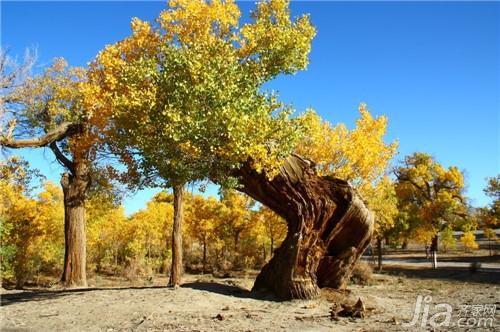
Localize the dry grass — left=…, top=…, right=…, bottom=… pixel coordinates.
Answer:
left=350, top=262, right=373, bottom=285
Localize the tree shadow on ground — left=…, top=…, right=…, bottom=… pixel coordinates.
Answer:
left=0, top=285, right=166, bottom=307
left=436, top=254, right=500, bottom=263
left=1, top=282, right=280, bottom=307
left=380, top=265, right=500, bottom=285
left=181, top=282, right=279, bottom=302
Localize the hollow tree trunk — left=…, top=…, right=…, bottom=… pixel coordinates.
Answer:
left=235, top=154, right=374, bottom=300
left=60, top=162, right=89, bottom=287
left=169, top=184, right=184, bottom=287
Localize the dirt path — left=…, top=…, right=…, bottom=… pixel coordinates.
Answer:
left=367, top=257, right=500, bottom=272
left=1, top=271, right=499, bottom=331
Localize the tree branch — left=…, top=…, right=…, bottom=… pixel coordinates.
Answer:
left=0, top=121, right=81, bottom=148
left=49, top=141, right=75, bottom=175
left=394, top=170, right=431, bottom=200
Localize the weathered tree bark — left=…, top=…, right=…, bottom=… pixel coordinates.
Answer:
left=169, top=183, right=184, bottom=287
left=60, top=159, right=90, bottom=287
left=235, top=154, right=374, bottom=300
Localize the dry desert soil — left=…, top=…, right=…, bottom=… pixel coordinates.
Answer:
left=1, top=265, right=499, bottom=331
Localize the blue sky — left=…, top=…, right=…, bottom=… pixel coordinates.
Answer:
left=2, top=1, right=499, bottom=214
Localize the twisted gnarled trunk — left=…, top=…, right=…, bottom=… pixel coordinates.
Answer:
left=235, top=155, right=374, bottom=300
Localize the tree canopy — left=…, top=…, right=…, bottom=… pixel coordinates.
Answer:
left=89, top=0, right=315, bottom=188
left=394, top=152, right=468, bottom=245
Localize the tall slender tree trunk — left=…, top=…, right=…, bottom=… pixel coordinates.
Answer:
left=14, top=249, right=29, bottom=289
left=202, top=237, right=207, bottom=274
left=234, top=232, right=240, bottom=252
left=234, top=155, right=374, bottom=300
left=169, top=184, right=184, bottom=287
left=376, top=237, right=383, bottom=271
left=60, top=161, right=89, bottom=287
left=431, top=234, right=438, bottom=269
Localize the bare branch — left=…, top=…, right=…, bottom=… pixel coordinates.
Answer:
left=0, top=121, right=81, bottom=148
left=49, top=141, right=75, bottom=175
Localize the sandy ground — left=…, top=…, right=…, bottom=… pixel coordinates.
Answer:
left=1, top=266, right=499, bottom=332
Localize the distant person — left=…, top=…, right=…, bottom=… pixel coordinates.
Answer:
left=425, top=244, right=430, bottom=259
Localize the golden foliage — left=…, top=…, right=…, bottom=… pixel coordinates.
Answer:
left=89, top=0, right=314, bottom=186
left=86, top=192, right=173, bottom=275
left=0, top=158, right=64, bottom=286
left=460, top=231, right=479, bottom=251
left=394, top=152, right=469, bottom=245
left=296, top=104, right=398, bottom=191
